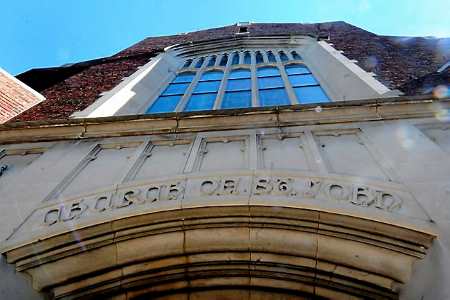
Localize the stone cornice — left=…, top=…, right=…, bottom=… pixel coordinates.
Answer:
left=0, top=96, right=448, bottom=144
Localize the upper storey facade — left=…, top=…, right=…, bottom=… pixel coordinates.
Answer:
left=11, top=21, right=449, bottom=121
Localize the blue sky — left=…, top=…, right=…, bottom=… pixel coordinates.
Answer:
left=1, top=0, right=449, bottom=75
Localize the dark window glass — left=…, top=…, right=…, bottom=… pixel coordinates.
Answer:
left=183, top=59, right=193, bottom=68
left=147, top=95, right=181, bottom=113
left=279, top=51, right=289, bottom=62
left=285, top=64, right=310, bottom=75
left=207, top=56, right=217, bottom=67
left=229, top=69, right=251, bottom=79
left=267, top=51, right=276, bottom=63
left=195, top=57, right=205, bottom=68
left=256, top=51, right=264, bottom=64
left=184, top=93, right=216, bottom=111
left=222, top=90, right=252, bottom=109
left=259, top=89, right=290, bottom=106
left=293, top=86, right=329, bottom=103
left=291, top=51, right=302, bottom=60
left=219, top=54, right=228, bottom=66
left=232, top=52, right=240, bottom=65
left=243, top=52, right=251, bottom=64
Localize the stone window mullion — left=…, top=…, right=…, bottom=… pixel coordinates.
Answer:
left=278, top=60, right=299, bottom=105
left=175, top=59, right=207, bottom=112
left=250, top=51, right=259, bottom=107
left=214, top=53, right=232, bottom=109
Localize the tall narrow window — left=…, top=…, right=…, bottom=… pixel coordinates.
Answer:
left=291, top=51, right=302, bottom=60
left=243, top=51, right=251, bottom=64
left=184, top=70, right=223, bottom=111
left=285, top=64, right=329, bottom=103
left=222, top=69, right=252, bottom=109
left=267, top=51, right=276, bottom=63
left=256, top=51, right=264, bottom=64
left=195, top=57, right=205, bottom=68
left=279, top=51, right=289, bottom=62
left=207, top=55, right=217, bottom=67
left=183, top=59, right=193, bottom=68
left=257, top=67, right=290, bottom=107
left=146, top=72, right=195, bottom=113
left=231, top=52, right=240, bottom=65
left=219, top=54, right=228, bottom=66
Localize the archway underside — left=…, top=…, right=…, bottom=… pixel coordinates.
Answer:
left=4, top=205, right=434, bottom=300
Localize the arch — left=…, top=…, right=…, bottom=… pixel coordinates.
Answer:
left=267, top=51, right=277, bottom=63
left=183, top=59, right=193, bottom=68
left=207, top=55, right=217, bottom=67
left=231, top=52, right=240, bottom=65
left=243, top=51, right=251, bottom=64
left=195, top=57, right=205, bottom=68
left=279, top=51, right=289, bottom=62
left=291, top=50, right=302, bottom=60
left=4, top=203, right=433, bottom=299
left=219, top=53, right=228, bottom=66
left=255, top=51, right=264, bottom=64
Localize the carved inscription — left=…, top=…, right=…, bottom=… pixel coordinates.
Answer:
left=43, top=176, right=404, bottom=226
left=44, top=181, right=185, bottom=226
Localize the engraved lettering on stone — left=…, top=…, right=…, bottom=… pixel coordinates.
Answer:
left=273, top=178, right=293, bottom=195
left=166, top=182, right=184, bottom=200
left=61, top=200, right=88, bottom=221
left=115, top=190, right=143, bottom=208
left=324, top=184, right=351, bottom=201
left=303, top=180, right=322, bottom=198
left=254, top=178, right=273, bottom=195
left=200, top=179, right=220, bottom=195
left=95, top=196, right=110, bottom=212
left=223, top=179, right=239, bottom=195
left=44, top=209, right=60, bottom=226
left=146, top=186, right=161, bottom=202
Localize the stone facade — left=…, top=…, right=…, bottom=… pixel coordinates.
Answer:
left=0, top=22, right=449, bottom=300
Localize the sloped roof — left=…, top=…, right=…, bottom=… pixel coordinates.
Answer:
left=0, top=68, right=45, bottom=124
left=12, top=21, right=449, bottom=122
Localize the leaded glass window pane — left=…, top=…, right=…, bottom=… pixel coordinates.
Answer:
left=184, top=93, right=216, bottom=111
left=147, top=95, right=181, bottom=113
left=293, top=86, right=329, bottom=103
left=291, top=51, right=302, bottom=60
left=288, top=74, right=318, bottom=87
left=259, top=88, right=290, bottom=106
left=285, top=65, right=310, bottom=75
left=172, top=72, right=196, bottom=83
left=256, top=52, right=264, bottom=64
left=200, top=71, right=223, bottom=81
left=183, top=59, right=193, bottom=68
left=267, top=51, right=276, bottom=63
left=162, top=83, right=190, bottom=95
left=244, top=52, right=251, bottom=64
left=279, top=51, right=289, bottom=62
left=258, top=76, right=284, bottom=89
left=257, top=67, right=280, bottom=77
left=195, top=57, right=205, bottom=68
left=229, top=69, right=251, bottom=79
left=219, top=54, right=228, bottom=66
left=194, top=81, right=221, bottom=93
left=227, top=78, right=251, bottom=91
left=232, top=52, right=240, bottom=65
left=207, top=56, right=217, bottom=67
left=222, top=90, right=252, bottom=109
